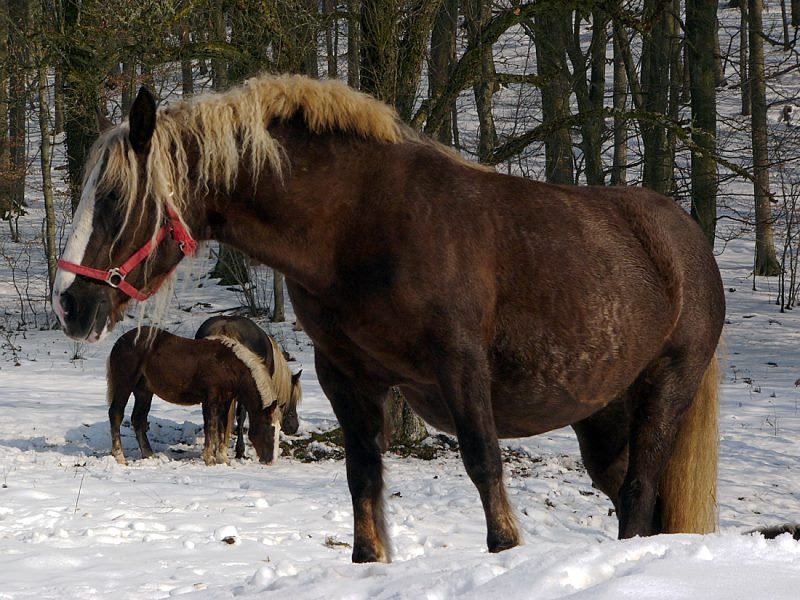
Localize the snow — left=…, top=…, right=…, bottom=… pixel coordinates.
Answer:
left=4, top=6, right=800, bottom=599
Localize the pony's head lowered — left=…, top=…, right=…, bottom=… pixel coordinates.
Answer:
left=52, top=88, right=196, bottom=341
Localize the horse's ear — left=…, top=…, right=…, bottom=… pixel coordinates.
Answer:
left=95, top=106, right=114, bottom=133
left=128, top=86, right=157, bottom=154
left=292, top=370, right=303, bottom=385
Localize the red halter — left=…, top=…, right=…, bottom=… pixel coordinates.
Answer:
left=57, top=205, right=198, bottom=302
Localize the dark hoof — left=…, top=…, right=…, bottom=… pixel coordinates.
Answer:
left=488, top=532, right=520, bottom=553
left=351, top=545, right=388, bottom=563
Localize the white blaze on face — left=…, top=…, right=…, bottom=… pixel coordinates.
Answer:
left=52, top=159, right=103, bottom=324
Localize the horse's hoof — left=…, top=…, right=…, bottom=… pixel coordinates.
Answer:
left=487, top=532, right=521, bottom=553
left=351, top=545, right=389, bottom=563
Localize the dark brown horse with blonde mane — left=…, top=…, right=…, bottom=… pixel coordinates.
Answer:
left=53, top=74, right=724, bottom=563
left=195, top=315, right=302, bottom=459
left=107, top=326, right=283, bottom=465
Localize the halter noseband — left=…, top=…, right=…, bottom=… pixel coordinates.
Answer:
left=57, top=205, right=198, bottom=302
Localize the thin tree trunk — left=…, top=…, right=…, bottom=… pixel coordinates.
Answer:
left=38, top=59, right=56, bottom=289
left=428, top=0, right=457, bottom=145
left=741, top=2, right=751, bottom=116
left=611, top=12, right=628, bottom=186
left=533, top=5, right=574, bottom=184
left=793, top=0, right=800, bottom=27
left=181, top=26, right=194, bottom=97
left=687, top=0, right=720, bottom=246
left=749, top=0, right=781, bottom=276
left=464, top=0, right=497, bottom=163
left=324, top=0, right=338, bottom=79
left=8, top=0, right=28, bottom=214
left=347, top=0, right=360, bottom=87
left=640, top=0, right=674, bottom=195
left=0, top=0, right=10, bottom=221
left=272, top=270, right=285, bottom=322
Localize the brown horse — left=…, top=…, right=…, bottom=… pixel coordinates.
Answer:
left=195, top=315, right=302, bottom=458
left=53, top=74, right=724, bottom=563
left=106, top=326, right=282, bottom=465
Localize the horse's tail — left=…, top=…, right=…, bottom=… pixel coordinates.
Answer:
left=659, top=354, right=720, bottom=534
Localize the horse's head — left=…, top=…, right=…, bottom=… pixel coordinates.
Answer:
left=248, top=403, right=280, bottom=464
left=53, top=88, right=196, bottom=341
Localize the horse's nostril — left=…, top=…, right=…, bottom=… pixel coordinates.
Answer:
left=60, top=291, right=75, bottom=317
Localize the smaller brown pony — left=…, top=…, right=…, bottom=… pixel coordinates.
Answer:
left=195, top=315, right=303, bottom=459
left=106, top=326, right=283, bottom=465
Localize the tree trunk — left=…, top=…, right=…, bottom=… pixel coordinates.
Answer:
left=63, top=0, right=100, bottom=212
left=347, top=0, right=360, bottom=87
left=324, top=0, right=338, bottom=79
left=533, top=5, right=574, bottom=184
left=565, top=9, right=606, bottom=185
left=272, top=270, right=285, bottom=322
left=360, top=0, right=399, bottom=103
left=464, top=0, right=497, bottom=163
left=8, top=0, right=28, bottom=215
left=793, top=0, right=800, bottom=27
left=38, top=57, right=57, bottom=290
left=687, top=0, right=720, bottom=246
left=749, top=0, right=781, bottom=276
left=0, top=0, right=10, bottom=221
left=428, top=0, right=458, bottom=145
left=740, top=2, right=751, bottom=116
left=611, top=11, right=628, bottom=186
left=640, top=0, right=674, bottom=195
left=385, top=387, right=428, bottom=446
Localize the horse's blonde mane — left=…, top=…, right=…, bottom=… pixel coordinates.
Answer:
left=207, top=335, right=277, bottom=409
left=90, top=74, right=409, bottom=230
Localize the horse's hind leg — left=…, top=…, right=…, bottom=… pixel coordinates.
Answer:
left=131, top=382, right=155, bottom=460
left=201, top=401, right=218, bottom=466
left=315, top=351, right=389, bottom=563
left=617, top=356, right=705, bottom=538
left=572, top=398, right=631, bottom=517
left=437, top=349, right=520, bottom=553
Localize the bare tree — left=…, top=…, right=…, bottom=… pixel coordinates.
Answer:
left=687, top=0, right=720, bottom=245
left=748, top=0, right=781, bottom=276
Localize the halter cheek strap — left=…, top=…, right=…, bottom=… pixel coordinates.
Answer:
left=57, top=205, right=198, bottom=302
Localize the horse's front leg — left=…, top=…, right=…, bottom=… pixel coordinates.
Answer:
left=234, top=401, right=247, bottom=459
left=316, top=351, right=389, bottom=563
left=131, top=382, right=155, bottom=460
left=437, top=347, right=521, bottom=553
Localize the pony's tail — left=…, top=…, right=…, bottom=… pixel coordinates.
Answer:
left=659, top=355, right=720, bottom=534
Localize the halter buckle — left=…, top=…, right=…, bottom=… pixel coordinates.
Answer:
left=106, top=268, right=125, bottom=288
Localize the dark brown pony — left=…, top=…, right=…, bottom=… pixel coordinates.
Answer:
left=195, top=315, right=302, bottom=459
left=106, top=326, right=281, bottom=465
left=53, top=74, right=725, bottom=563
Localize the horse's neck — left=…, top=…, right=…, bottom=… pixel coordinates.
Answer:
left=198, top=125, right=379, bottom=292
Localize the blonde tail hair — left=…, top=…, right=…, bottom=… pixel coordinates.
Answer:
left=659, top=355, right=720, bottom=533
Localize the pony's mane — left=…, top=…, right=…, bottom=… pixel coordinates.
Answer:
left=207, top=335, right=276, bottom=409
left=268, top=336, right=301, bottom=408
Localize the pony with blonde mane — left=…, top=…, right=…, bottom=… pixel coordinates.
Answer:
left=195, top=315, right=302, bottom=459
left=55, top=73, right=724, bottom=563
left=106, top=326, right=281, bottom=466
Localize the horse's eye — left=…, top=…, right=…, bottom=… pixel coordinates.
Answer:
left=97, top=191, right=123, bottom=232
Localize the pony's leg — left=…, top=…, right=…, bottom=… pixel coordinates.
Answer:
left=315, top=351, right=389, bottom=563
left=572, top=399, right=631, bottom=516
left=616, top=359, right=700, bottom=538
left=235, top=401, right=246, bottom=459
left=130, top=382, right=155, bottom=460
left=216, top=400, right=232, bottom=465
left=108, top=377, right=136, bottom=465
left=202, top=401, right=217, bottom=466
left=436, top=350, right=520, bottom=553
